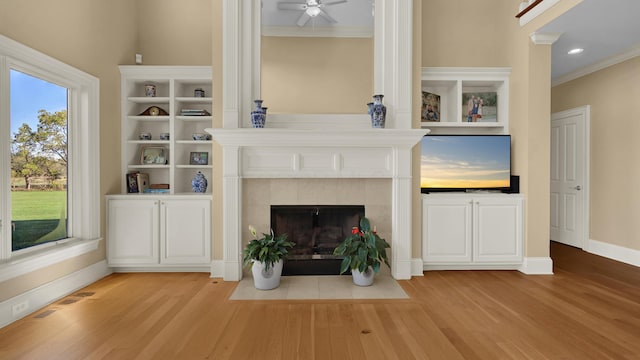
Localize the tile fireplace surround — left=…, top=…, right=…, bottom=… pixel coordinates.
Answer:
left=207, top=126, right=428, bottom=281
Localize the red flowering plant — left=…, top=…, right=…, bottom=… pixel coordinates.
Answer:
left=333, top=217, right=390, bottom=275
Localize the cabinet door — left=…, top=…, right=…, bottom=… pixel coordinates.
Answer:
left=422, top=197, right=473, bottom=263
left=473, top=197, right=523, bottom=263
left=107, top=199, right=159, bottom=265
left=160, top=199, right=211, bottom=264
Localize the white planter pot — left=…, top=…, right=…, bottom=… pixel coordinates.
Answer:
left=351, top=267, right=375, bottom=286
left=251, top=259, right=283, bottom=290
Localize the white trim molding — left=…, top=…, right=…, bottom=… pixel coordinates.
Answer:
left=519, top=0, right=561, bottom=26
left=0, top=260, right=111, bottom=329
left=530, top=32, right=562, bottom=45
left=587, top=239, right=640, bottom=268
left=518, top=257, right=554, bottom=275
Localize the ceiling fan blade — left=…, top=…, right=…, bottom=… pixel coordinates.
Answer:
left=319, top=0, right=347, bottom=7
left=296, top=12, right=312, bottom=27
left=317, top=8, right=337, bottom=23
left=278, top=2, right=308, bottom=11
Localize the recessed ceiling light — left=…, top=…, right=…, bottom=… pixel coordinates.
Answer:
left=568, top=48, right=584, bottom=55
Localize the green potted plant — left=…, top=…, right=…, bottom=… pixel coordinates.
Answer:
left=333, top=217, right=391, bottom=286
left=242, top=225, right=295, bottom=290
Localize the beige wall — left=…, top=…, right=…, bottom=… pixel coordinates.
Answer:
left=261, top=36, right=373, bottom=114
left=0, top=0, right=212, bottom=301
left=551, top=57, right=640, bottom=251
left=420, top=0, right=554, bottom=258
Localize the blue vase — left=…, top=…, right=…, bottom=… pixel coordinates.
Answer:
left=370, top=94, right=386, bottom=128
left=191, top=171, right=207, bottom=193
left=251, top=99, right=267, bottom=128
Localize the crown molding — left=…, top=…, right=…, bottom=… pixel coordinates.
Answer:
left=262, top=25, right=373, bottom=38
left=530, top=32, right=562, bottom=45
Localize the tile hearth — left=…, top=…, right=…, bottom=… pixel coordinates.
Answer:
left=230, top=275, right=409, bottom=300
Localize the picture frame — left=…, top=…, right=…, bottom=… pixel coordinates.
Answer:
left=190, top=151, right=209, bottom=165
left=421, top=91, right=441, bottom=122
left=461, top=92, right=498, bottom=123
left=140, top=146, right=167, bottom=165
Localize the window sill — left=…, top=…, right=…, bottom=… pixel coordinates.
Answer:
left=0, top=238, right=101, bottom=283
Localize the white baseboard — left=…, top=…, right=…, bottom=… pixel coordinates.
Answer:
left=0, top=260, right=111, bottom=329
left=210, top=260, right=226, bottom=278
left=518, top=257, right=554, bottom=275
left=587, top=239, right=640, bottom=267
left=411, top=258, right=424, bottom=277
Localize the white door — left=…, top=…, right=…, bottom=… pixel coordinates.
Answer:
left=550, top=106, right=589, bottom=248
left=107, top=199, right=159, bottom=265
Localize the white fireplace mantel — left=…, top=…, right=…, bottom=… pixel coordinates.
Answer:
left=207, top=128, right=428, bottom=280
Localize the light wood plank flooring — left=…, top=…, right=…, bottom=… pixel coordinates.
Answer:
left=1, top=242, right=639, bottom=359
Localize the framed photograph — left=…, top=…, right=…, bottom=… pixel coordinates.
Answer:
left=190, top=152, right=209, bottom=165
left=421, top=91, right=441, bottom=122
left=140, top=146, right=167, bottom=165
left=462, top=92, right=497, bottom=123
left=126, top=172, right=139, bottom=193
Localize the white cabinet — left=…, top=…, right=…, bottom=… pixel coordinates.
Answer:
left=119, top=66, right=213, bottom=194
left=422, top=193, right=523, bottom=270
left=107, top=196, right=211, bottom=271
left=421, top=67, right=510, bottom=134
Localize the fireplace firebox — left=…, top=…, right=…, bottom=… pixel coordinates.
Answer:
left=271, top=205, right=365, bottom=275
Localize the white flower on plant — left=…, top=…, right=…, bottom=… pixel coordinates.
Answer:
left=249, top=225, right=257, bottom=238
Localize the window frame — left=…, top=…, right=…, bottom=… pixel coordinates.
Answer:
left=0, top=35, right=100, bottom=282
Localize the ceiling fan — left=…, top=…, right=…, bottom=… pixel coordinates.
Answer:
left=277, top=0, right=347, bottom=27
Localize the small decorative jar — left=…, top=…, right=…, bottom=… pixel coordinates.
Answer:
left=194, top=88, right=205, bottom=97
left=159, top=133, right=170, bottom=140
left=139, top=132, right=152, bottom=140
left=191, top=171, right=208, bottom=193
left=144, top=84, right=156, bottom=97
left=369, top=94, right=386, bottom=128
left=251, top=99, right=267, bottom=128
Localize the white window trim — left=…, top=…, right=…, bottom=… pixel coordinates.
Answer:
left=0, top=35, right=101, bottom=282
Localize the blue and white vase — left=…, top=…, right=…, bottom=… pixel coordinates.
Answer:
left=370, top=94, right=386, bottom=128
left=251, top=99, right=267, bottom=128
left=191, top=171, right=207, bottom=193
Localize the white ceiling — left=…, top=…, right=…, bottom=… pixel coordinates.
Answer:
left=538, top=0, right=640, bottom=84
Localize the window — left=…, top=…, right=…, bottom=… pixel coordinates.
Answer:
left=0, top=35, right=100, bottom=280
left=10, top=70, right=69, bottom=251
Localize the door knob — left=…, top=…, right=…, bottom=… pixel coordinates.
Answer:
left=574, top=185, right=582, bottom=191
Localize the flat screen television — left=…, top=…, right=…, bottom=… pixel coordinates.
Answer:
left=420, top=134, right=511, bottom=193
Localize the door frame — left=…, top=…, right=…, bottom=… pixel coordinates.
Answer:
left=550, top=105, right=591, bottom=250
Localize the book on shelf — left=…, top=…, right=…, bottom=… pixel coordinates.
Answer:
left=143, top=188, right=170, bottom=194
left=179, top=109, right=211, bottom=116
left=136, top=173, right=150, bottom=193
left=125, top=172, right=150, bottom=193
left=150, top=183, right=170, bottom=189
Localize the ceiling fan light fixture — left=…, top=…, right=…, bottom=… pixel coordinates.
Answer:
left=306, top=6, right=321, bottom=17
left=567, top=48, right=584, bottom=55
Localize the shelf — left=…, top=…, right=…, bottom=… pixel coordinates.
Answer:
left=128, top=140, right=171, bottom=145
left=421, top=67, right=510, bottom=134
left=127, top=116, right=170, bottom=122
left=127, top=164, right=171, bottom=169
left=175, top=140, right=212, bottom=145
left=120, top=66, right=213, bottom=194
left=175, top=165, right=213, bottom=169
left=421, top=122, right=504, bottom=128
left=127, top=96, right=170, bottom=103
left=175, top=115, right=213, bottom=122
left=175, top=97, right=212, bottom=103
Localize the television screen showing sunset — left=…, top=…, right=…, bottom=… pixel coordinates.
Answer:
left=421, top=135, right=511, bottom=189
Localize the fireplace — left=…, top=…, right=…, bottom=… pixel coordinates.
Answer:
left=271, top=205, right=365, bottom=275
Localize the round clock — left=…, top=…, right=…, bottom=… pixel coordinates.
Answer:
left=149, top=106, right=160, bottom=116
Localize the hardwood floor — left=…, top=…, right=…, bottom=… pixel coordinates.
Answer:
left=1, top=242, right=639, bottom=359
